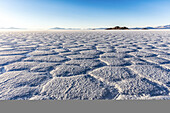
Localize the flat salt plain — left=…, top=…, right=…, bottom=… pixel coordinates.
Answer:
left=0, top=30, right=170, bottom=100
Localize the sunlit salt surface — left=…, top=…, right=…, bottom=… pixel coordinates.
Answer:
left=0, top=30, right=169, bottom=100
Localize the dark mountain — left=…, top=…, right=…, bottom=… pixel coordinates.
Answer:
left=106, top=26, right=129, bottom=30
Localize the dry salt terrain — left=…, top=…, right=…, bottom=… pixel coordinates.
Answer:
left=0, top=30, right=169, bottom=100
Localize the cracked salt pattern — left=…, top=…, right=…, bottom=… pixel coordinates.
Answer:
left=0, top=31, right=170, bottom=100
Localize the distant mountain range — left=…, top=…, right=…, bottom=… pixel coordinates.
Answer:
left=2, top=25, right=170, bottom=30
left=50, top=27, right=81, bottom=30
left=50, top=25, right=170, bottom=30
left=156, top=25, right=170, bottom=29
left=0, top=27, right=26, bottom=29
left=50, top=27, right=66, bottom=30
left=50, top=27, right=106, bottom=30
left=87, top=28, right=107, bottom=30
left=131, top=25, right=170, bottom=29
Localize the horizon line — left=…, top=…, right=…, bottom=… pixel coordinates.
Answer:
left=0, top=24, right=170, bottom=30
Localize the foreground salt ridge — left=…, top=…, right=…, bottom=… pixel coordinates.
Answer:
left=0, top=31, right=169, bottom=100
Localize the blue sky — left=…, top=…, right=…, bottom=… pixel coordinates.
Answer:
left=0, top=0, right=170, bottom=29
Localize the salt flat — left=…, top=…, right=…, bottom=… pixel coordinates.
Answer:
left=0, top=30, right=169, bottom=100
